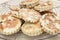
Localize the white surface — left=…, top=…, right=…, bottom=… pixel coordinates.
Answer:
left=0, top=0, right=9, bottom=4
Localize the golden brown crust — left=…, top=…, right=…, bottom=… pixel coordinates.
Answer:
left=0, top=13, right=21, bottom=35
left=34, top=0, right=53, bottom=12
left=19, top=8, right=41, bottom=23
left=21, top=21, right=43, bottom=36
left=9, top=5, right=20, bottom=11
left=40, top=12, right=60, bottom=35
left=10, top=11, right=19, bottom=18
left=20, top=0, right=39, bottom=8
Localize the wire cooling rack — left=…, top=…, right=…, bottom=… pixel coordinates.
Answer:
left=0, top=0, right=60, bottom=40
